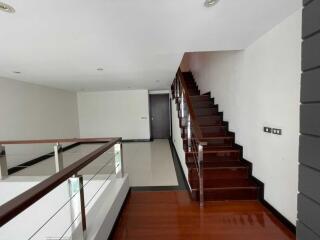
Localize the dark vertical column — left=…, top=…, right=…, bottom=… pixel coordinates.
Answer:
left=298, top=1, right=320, bottom=239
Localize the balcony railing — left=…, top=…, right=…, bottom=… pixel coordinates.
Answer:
left=0, top=137, right=123, bottom=239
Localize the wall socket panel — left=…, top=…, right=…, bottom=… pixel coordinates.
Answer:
left=264, top=127, right=272, bottom=133
left=272, top=128, right=282, bottom=135
left=264, top=127, right=282, bottom=135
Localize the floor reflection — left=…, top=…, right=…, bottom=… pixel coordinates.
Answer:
left=111, top=191, right=295, bottom=240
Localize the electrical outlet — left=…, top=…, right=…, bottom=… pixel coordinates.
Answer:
left=272, top=128, right=282, bottom=135
left=263, top=127, right=272, bottom=133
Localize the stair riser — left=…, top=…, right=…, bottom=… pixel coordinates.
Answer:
left=181, top=132, right=230, bottom=139
left=198, top=116, right=222, bottom=125
left=178, top=112, right=221, bottom=122
left=186, top=85, right=199, bottom=90
left=189, top=168, right=249, bottom=183
left=186, top=152, right=241, bottom=162
left=183, top=139, right=233, bottom=148
left=188, top=91, right=200, bottom=96
left=178, top=104, right=217, bottom=112
left=195, top=108, right=218, bottom=116
left=179, top=118, right=224, bottom=128
left=190, top=96, right=210, bottom=102
left=192, top=102, right=215, bottom=108
left=182, top=126, right=226, bottom=134
left=201, top=126, right=227, bottom=133
left=191, top=188, right=259, bottom=201
left=186, top=160, right=244, bottom=168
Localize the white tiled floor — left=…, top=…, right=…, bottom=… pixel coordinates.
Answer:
left=123, top=139, right=178, bottom=186
left=11, top=140, right=178, bottom=187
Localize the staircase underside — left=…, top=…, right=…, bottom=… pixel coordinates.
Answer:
left=173, top=72, right=262, bottom=202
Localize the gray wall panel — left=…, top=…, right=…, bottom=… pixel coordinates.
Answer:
left=298, top=194, right=320, bottom=236
left=297, top=222, right=320, bottom=240
left=299, top=165, right=320, bottom=203
left=304, top=0, right=314, bottom=6
left=300, top=135, right=320, bottom=170
left=300, top=104, right=320, bottom=135
left=300, top=1, right=320, bottom=239
left=301, top=69, right=320, bottom=102
left=302, top=34, right=320, bottom=71
left=303, top=0, right=320, bottom=38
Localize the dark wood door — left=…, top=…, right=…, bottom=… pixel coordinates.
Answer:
left=150, top=94, right=170, bottom=139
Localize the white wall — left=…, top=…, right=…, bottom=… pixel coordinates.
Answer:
left=184, top=10, right=301, bottom=224
left=77, top=90, right=150, bottom=140
left=171, top=98, right=190, bottom=190
left=0, top=77, right=79, bottom=168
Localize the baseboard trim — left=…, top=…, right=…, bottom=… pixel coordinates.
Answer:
left=8, top=143, right=81, bottom=175
left=261, top=198, right=296, bottom=234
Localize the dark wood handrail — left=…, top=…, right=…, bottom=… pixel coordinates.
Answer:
left=0, top=137, right=121, bottom=227
left=176, top=69, right=205, bottom=142
left=0, top=138, right=114, bottom=145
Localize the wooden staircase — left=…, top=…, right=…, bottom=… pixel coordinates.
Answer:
left=172, top=71, right=262, bottom=202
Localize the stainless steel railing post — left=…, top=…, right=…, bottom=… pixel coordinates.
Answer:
left=181, top=92, right=185, bottom=119
left=54, top=143, right=63, bottom=173
left=114, top=142, right=124, bottom=178
left=0, top=145, right=8, bottom=179
left=68, top=174, right=87, bottom=240
left=187, top=115, right=192, bottom=152
left=198, top=143, right=204, bottom=207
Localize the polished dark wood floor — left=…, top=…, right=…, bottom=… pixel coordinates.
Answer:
left=110, top=191, right=295, bottom=240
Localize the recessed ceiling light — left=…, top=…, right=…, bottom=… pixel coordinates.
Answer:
left=204, top=0, right=219, bottom=7
left=0, top=2, right=15, bottom=13
left=97, top=67, right=104, bottom=71
left=13, top=71, right=21, bottom=74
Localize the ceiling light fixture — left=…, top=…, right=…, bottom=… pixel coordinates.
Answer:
left=13, top=71, right=21, bottom=74
left=0, top=2, right=15, bottom=13
left=204, top=0, right=219, bottom=7
left=97, top=67, right=104, bottom=71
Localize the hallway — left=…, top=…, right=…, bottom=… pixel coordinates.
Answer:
left=111, top=191, right=295, bottom=240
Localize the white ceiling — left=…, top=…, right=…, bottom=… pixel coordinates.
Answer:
left=0, top=0, right=301, bottom=92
